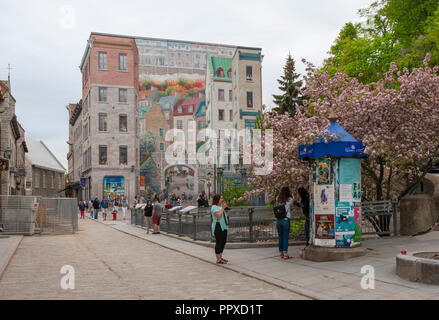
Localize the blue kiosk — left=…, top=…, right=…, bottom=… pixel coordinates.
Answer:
left=299, top=114, right=368, bottom=261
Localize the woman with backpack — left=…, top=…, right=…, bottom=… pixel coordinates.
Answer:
left=275, top=187, right=294, bottom=260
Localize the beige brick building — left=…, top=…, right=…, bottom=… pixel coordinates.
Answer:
left=0, top=80, right=28, bottom=196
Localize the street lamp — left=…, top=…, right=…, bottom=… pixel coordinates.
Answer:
left=217, top=167, right=224, bottom=194
left=240, top=167, right=247, bottom=187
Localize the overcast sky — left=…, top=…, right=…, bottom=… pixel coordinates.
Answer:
left=0, top=0, right=373, bottom=170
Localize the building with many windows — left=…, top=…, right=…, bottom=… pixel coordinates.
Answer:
left=71, top=33, right=264, bottom=201
left=73, top=33, right=140, bottom=202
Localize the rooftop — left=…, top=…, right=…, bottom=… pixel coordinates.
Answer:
left=25, top=137, right=66, bottom=173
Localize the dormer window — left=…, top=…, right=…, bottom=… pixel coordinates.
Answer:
left=216, top=68, right=224, bottom=78
left=227, top=68, right=232, bottom=79
left=178, top=106, right=182, bottom=113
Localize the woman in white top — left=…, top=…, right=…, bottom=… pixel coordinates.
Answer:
left=277, top=187, right=294, bottom=260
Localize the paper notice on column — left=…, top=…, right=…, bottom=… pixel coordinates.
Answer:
left=340, top=184, right=354, bottom=202
left=313, top=185, right=335, bottom=215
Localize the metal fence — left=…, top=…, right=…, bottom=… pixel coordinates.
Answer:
left=361, top=199, right=398, bottom=236
left=0, top=196, right=78, bottom=235
left=131, top=199, right=399, bottom=242
left=131, top=206, right=306, bottom=243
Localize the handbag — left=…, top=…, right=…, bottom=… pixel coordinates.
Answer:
left=273, top=204, right=287, bottom=219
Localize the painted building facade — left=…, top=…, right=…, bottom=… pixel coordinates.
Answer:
left=73, top=33, right=263, bottom=202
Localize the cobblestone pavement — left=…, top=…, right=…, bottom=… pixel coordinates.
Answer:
left=0, top=219, right=308, bottom=300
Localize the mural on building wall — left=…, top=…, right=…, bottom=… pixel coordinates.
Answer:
left=139, top=77, right=205, bottom=99
left=165, top=166, right=195, bottom=198
left=103, top=176, right=125, bottom=200
left=137, top=72, right=206, bottom=199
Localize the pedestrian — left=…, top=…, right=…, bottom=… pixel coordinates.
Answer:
left=295, top=187, right=310, bottom=247
left=114, top=197, right=119, bottom=213
left=78, top=201, right=85, bottom=219
left=92, top=197, right=100, bottom=220
left=88, top=199, right=93, bottom=218
left=152, top=198, right=163, bottom=234
left=101, top=198, right=109, bottom=221
left=122, top=196, right=128, bottom=220
left=211, top=194, right=229, bottom=264
left=144, top=200, right=153, bottom=234
left=203, top=194, right=209, bottom=207
left=197, top=194, right=204, bottom=208
left=275, top=187, right=294, bottom=260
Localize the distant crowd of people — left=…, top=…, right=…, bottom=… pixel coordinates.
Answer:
left=78, top=196, right=129, bottom=221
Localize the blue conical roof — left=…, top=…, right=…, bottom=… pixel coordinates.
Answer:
left=299, top=121, right=366, bottom=159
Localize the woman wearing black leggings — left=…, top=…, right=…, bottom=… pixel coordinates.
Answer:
left=211, top=194, right=229, bottom=264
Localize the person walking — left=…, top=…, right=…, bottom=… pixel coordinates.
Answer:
left=276, top=187, right=294, bottom=260
left=113, top=198, right=119, bottom=213
left=152, top=198, right=163, bottom=234
left=203, top=194, right=209, bottom=207
left=101, top=198, right=109, bottom=221
left=295, top=187, right=310, bottom=247
left=88, top=199, right=93, bottom=218
left=211, top=194, right=229, bottom=264
left=144, top=200, right=153, bottom=234
left=78, top=201, right=85, bottom=219
left=121, top=197, right=128, bottom=220
left=92, top=197, right=100, bottom=220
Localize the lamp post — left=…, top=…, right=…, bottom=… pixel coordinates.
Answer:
left=240, top=167, right=247, bottom=187
left=217, top=167, right=224, bottom=195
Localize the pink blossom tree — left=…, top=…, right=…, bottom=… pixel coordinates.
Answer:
left=246, top=54, right=439, bottom=202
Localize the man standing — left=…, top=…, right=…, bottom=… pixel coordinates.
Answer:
left=92, top=197, right=100, bottom=220
left=101, top=198, right=109, bottom=221
left=152, top=198, right=163, bottom=234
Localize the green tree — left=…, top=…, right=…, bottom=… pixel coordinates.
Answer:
left=272, top=53, right=303, bottom=116
left=222, top=181, right=251, bottom=207
left=327, top=0, right=439, bottom=83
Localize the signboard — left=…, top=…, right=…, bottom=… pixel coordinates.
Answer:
left=313, top=184, right=335, bottom=215
left=314, top=214, right=335, bottom=247
left=80, top=178, right=86, bottom=188
left=103, top=176, right=125, bottom=199
left=335, top=201, right=355, bottom=248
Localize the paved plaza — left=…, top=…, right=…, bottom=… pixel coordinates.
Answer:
left=0, top=216, right=438, bottom=300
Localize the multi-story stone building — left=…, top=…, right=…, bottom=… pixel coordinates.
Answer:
left=77, top=33, right=140, bottom=202
left=25, top=137, right=66, bottom=197
left=0, top=79, right=28, bottom=196
left=73, top=33, right=264, bottom=201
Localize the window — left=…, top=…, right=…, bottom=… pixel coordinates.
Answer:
left=247, top=92, right=253, bottom=108
left=119, top=115, right=127, bottom=132
left=42, top=174, right=46, bottom=189
left=216, top=68, right=224, bottom=78
left=219, top=109, right=224, bottom=121
left=164, top=112, right=170, bottom=121
left=119, top=146, right=128, bottom=165
left=99, top=87, right=107, bottom=102
left=229, top=110, right=233, bottom=121
left=83, top=95, right=89, bottom=114
left=119, top=54, right=127, bottom=71
left=99, top=146, right=107, bottom=165
left=177, top=132, right=183, bottom=141
left=83, top=122, right=89, bottom=140
left=177, top=120, right=183, bottom=129
left=177, top=145, right=183, bottom=153
left=99, top=114, right=108, bottom=132
left=160, top=143, right=164, bottom=151
left=98, top=52, right=107, bottom=69
left=229, top=90, right=233, bottom=102
left=34, top=173, right=39, bottom=188
left=178, top=106, right=182, bottom=114
left=246, top=66, right=253, bottom=80
left=227, top=68, right=232, bottom=79
left=51, top=175, right=54, bottom=189
left=188, top=120, right=194, bottom=129
left=218, top=89, right=224, bottom=101
left=188, top=132, right=194, bottom=142
left=160, top=128, right=164, bottom=137
left=188, top=106, right=193, bottom=113
left=119, top=89, right=127, bottom=103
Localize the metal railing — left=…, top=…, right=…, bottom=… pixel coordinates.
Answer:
left=0, top=196, right=78, bottom=235
left=361, top=199, right=398, bottom=236
left=131, top=206, right=306, bottom=243
left=131, top=199, right=400, bottom=242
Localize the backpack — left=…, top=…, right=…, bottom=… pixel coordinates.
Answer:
left=273, top=204, right=287, bottom=219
